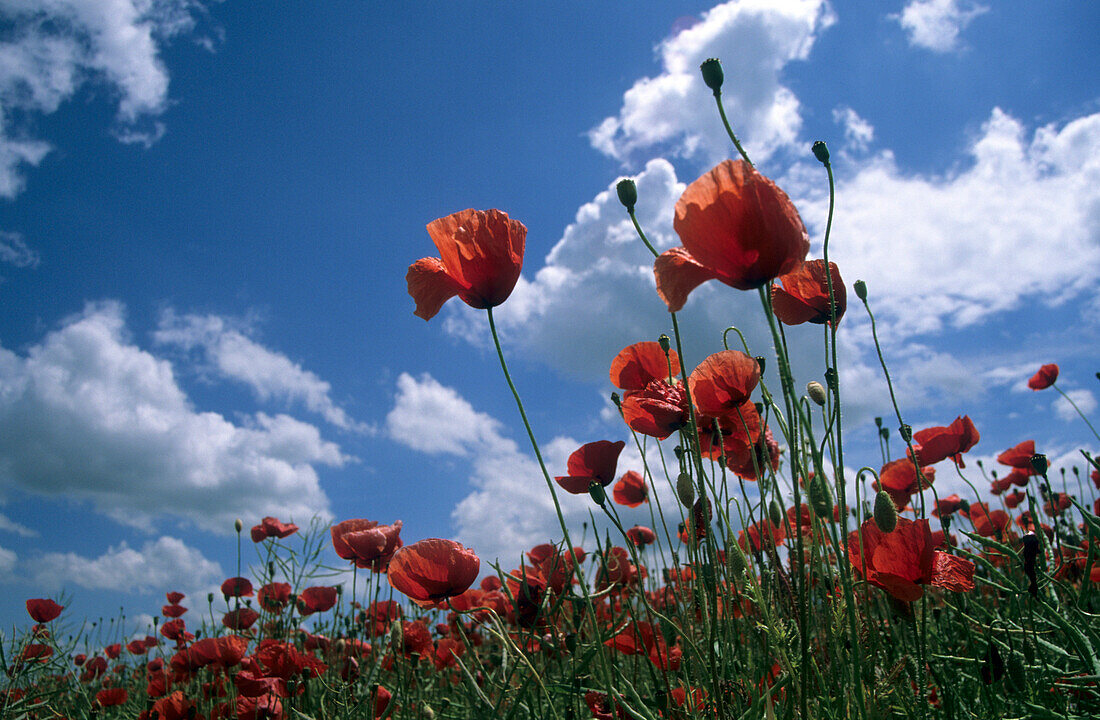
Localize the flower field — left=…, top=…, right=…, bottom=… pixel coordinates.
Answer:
left=4, top=57, right=1100, bottom=720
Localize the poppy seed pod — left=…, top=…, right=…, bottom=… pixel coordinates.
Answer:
left=898, top=424, right=912, bottom=442
left=812, top=140, right=830, bottom=165
left=699, top=58, right=723, bottom=94
left=854, top=279, right=867, bottom=301
left=768, top=499, right=783, bottom=529
left=808, top=474, right=832, bottom=518
left=588, top=482, right=607, bottom=506
left=873, top=490, right=898, bottom=533
left=616, top=178, right=638, bottom=213
left=806, top=381, right=827, bottom=406
left=1029, top=454, right=1048, bottom=476
left=676, top=472, right=695, bottom=509
left=658, top=334, right=671, bottom=353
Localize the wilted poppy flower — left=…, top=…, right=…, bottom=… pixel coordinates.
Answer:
left=911, top=415, right=980, bottom=466
left=331, top=519, right=404, bottom=572
left=626, top=525, right=657, bottom=546
left=221, top=577, right=253, bottom=598
left=96, top=688, right=128, bottom=707
left=388, top=538, right=480, bottom=608
left=406, top=208, right=526, bottom=320
left=612, top=470, right=649, bottom=507
left=655, top=159, right=809, bottom=311
left=26, top=598, right=63, bottom=623
left=297, top=586, right=338, bottom=615
left=770, top=259, right=846, bottom=326
left=555, top=440, right=626, bottom=495
left=1028, top=363, right=1059, bottom=390
left=848, top=517, right=976, bottom=601
left=997, top=440, right=1036, bottom=469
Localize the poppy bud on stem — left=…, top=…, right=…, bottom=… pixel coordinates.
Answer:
left=676, top=473, right=695, bottom=509
left=616, top=179, right=637, bottom=213
left=806, top=381, right=827, bottom=407
left=873, top=490, right=898, bottom=533
left=699, top=58, right=724, bottom=95
left=812, top=140, right=830, bottom=166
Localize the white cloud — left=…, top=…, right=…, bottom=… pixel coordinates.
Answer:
left=0, top=544, right=16, bottom=577
left=0, top=0, right=212, bottom=197
left=588, top=0, right=834, bottom=166
left=0, top=301, right=344, bottom=534
left=0, top=230, right=39, bottom=267
left=832, top=106, right=874, bottom=152
left=1054, top=389, right=1097, bottom=424
left=0, top=511, right=36, bottom=537
left=893, top=0, right=989, bottom=53
left=154, top=311, right=372, bottom=434
left=27, top=535, right=222, bottom=593
left=791, top=108, right=1100, bottom=338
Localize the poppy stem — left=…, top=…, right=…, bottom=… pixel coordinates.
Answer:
left=712, top=91, right=754, bottom=167
left=1053, top=384, right=1100, bottom=443
left=628, top=210, right=660, bottom=258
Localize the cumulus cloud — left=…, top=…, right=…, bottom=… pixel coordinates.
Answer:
left=588, top=0, right=834, bottom=166
left=155, top=311, right=372, bottom=434
left=832, top=106, right=874, bottom=152
left=0, top=301, right=344, bottom=534
left=27, top=535, right=222, bottom=593
left=1054, top=389, right=1097, bottom=424
left=893, top=0, right=989, bottom=53
left=0, top=0, right=212, bottom=197
left=791, top=108, right=1100, bottom=338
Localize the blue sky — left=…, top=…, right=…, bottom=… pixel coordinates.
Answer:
left=1, top=0, right=1098, bottom=637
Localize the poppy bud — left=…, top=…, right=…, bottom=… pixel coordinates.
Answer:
left=808, top=473, right=832, bottom=517
left=898, top=424, right=912, bottom=442
left=854, top=280, right=867, bottom=301
left=616, top=178, right=638, bottom=213
left=879, top=427, right=889, bottom=441
left=588, top=482, right=607, bottom=506
left=676, top=473, right=695, bottom=509
left=726, top=534, right=748, bottom=577
left=754, top=356, right=766, bottom=376
left=957, top=498, right=970, bottom=514
left=234, top=518, right=243, bottom=533
left=806, top=381, right=827, bottom=406
left=812, top=140, right=830, bottom=165
left=824, top=367, right=838, bottom=390
left=874, top=416, right=883, bottom=428
left=658, top=334, right=671, bottom=353
left=207, top=592, right=214, bottom=604
left=873, top=490, right=898, bottom=533
left=610, top=392, right=621, bottom=409
left=768, top=499, right=783, bottom=529
left=699, top=58, right=724, bottom=94
left=1029, top=454, right=1048, bottom=476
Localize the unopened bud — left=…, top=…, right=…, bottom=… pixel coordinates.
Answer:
left=898, top=424, right=912, bottom=442
left=676, top=473, right=695, bottom=509
left=854, top=280, right=867, bottom=301
left=812, top=140, right=830, bottom=165
left=610, top=392, right=621, bottom=409
left=808, top=474, right=832, bottom=518
left=824, top=367, right=838, bottom=390
left=616, top=178, right=637, bottom=213
left=768, top=499, right=783, bottom=529
left=806, top=381, right=827, bottom=406
left=658, top=334, right=671, bottom=353
left=726, top=534, right=748, bottom=577
left=234, top=518, right=243, bottom=533
left=874, top=416, right=883, bottom=428
left=207, top=592, right=214, bottom=604
left=873, top=490, right=898, bottom=533
left=699, top=58, right=724, bottom=94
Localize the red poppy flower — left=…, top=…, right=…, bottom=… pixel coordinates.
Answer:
left=26, top=598, right=63, bottom=623
left=931, top=494, right=965, bottom=517
left=388, top=538, right=480, bottom=608
left=188, top=636, right=249, bottom=669
left=162, top=604, right=187, bottom=618
left=374, top=685, right=394, bottom=719
left=555, top=440, right=626, bottom=495
left=1044, top=493, right=1072, bottom=517
left=604, top=620, right=681, bottom=670
left=1004, top=467, right=1032, bottom=487
left=96, top=688, right=128, bottom=707
left=726, top=423, right=779, bottom=479
left=257, top=582, right=292, bottom=613
left=688, top=350, right=761, bottom=417
left=237, top=694, right=283, bottom=720
left=873, top=459, right=935, bottom=509
left=166, top=591, right=185, bottom=604
left=848, top=517, right=975, bottom=601
left=968, top=503, right=1010, bottom=537
left=362, top=600, right=402, bottom=637
left=1028, top=363, right=1059, bottom=390
left=770, top=259, right=846, bottom=326
left=655, top=159, right=809, bottom=311
left=220, top=577, right=253, bottom=598
left=1004, top=490, right=1026, bottom=509
left=609, top=341, right=680, bottom=389
left=738, top=517, right=785, bottom=553
left=222, top=607, right=260, bottom=630
left=406, top=208, right=526, bottom=320
left=595, top=546, right=639, bottom=591
left=626, top=525, right=656, bottom=546
left=997, top=440, right=1036, bottom=469
left=612, top=470, right=648, bottom=507
left=127, top=639, right=149, bottom=655
left=151, top=691, right=197, bottom=720
left=610, top=342, right=688, bottom=439
left=912, top=415, right=980, bottom=466
left=296, top=586, right=338, bottom=615
left=331, top=519, right=404, bottom=572
left=104, top=643, right=122, bottom=659
left=251, top=516, right=299, bottom=543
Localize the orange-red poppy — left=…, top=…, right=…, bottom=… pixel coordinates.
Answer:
left=297, top=586, right=338, bottom=615
left=611, top=341, right=687, bottom=439
left=848, top=517, right=975, bottom=601
left=555, top=440, right=626, bottom=495
left=406, top=209, right=526, bottom=320
left=997, top=440, right=1036, bottom=469
left=911, top=415, right=980, bottom=466
left=250, top=516, right=299, bottom=543
left=873, top=459, right=935, bottom=509
left=654, top=159, right=809, bottom=311
left=257, top=582, right=292, bottom=613
left=770, top=259, right=846, bottom=326
left=688, top=350, right=761, bottom=417
left=220, top=577, right=253, bottom=598
left=626, top=525, right=656, bottom=546
left=331, top=518, right=404, bottom=572
left=388, top=538, right=480, bottom=608
left=612, top=470, right=648, bottom=507
left=1028, top=363, right=1059, bottom=390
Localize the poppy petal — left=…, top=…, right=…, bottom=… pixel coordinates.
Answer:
left=406, top=257, right=466, bottom=321
left=654, top=247, right=722, bottom=312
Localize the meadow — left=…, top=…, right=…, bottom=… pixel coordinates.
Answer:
left=3, top=57, right=1099, bottom=720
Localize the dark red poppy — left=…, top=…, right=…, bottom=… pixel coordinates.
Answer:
left=1004, top=490, right=1026, bottom=509
left=1028, top=363, right=1059, bottom=390
left=968, top=503, right=1010, bottom=537
left=166, top=591, right=185, bottom=604
left=407, top=208, right=526, bottom=320
left=96, top=688, right=128, bottom=707
left=726, top=423, right=779, bottom=479
left=127, top=639, right=149, bottom=655
left=222, top=607, right=260, bottom=630
left=555, top=440, right=626, bottom=495
left=296, top=586, right=338, bottom=615
left=387, top=538, right=480, bottom=608
left=655, top=159, right=809, bottom=311
left=1044, top=493, right=1072, bottom=517
left=104, top=643, right=122, bottom=659
left=612, top=470, right=648, bottom=507
left=1004, top=467, right=1032, bottom=487
left=738, top=517, right=785, bottom=553
left=26, top=598, right=63, bottom=623
left=150, top=691, right=197, bottom=720
left=162, top=604, right=187, bottom=618
left=374, top=685, right=394, bottom=719
left=770, top=259, right=846, bottom=326
left=331, top=519, right=404, bottom=572
left=188, top=636, right=249, bottom=669
left=254, top=640, right=327, bottom=681
left=604, top=620, right=681, bottom=670
left=626, top=525, right=656, bottom=546
left=912, top=415, right=980, bottom=466
left=257, top=582, right=292, bottom=613
left=997, top=440, right=1036, bottom=469
left=221, top=577, right=253, bottom=598
left=848, top=517, right=975, bottom=601
left=237, top=694, right=283, bottom=720
left=595, top=546, right=639, bottom=591
left=931, top=494, right=965, bottom=517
